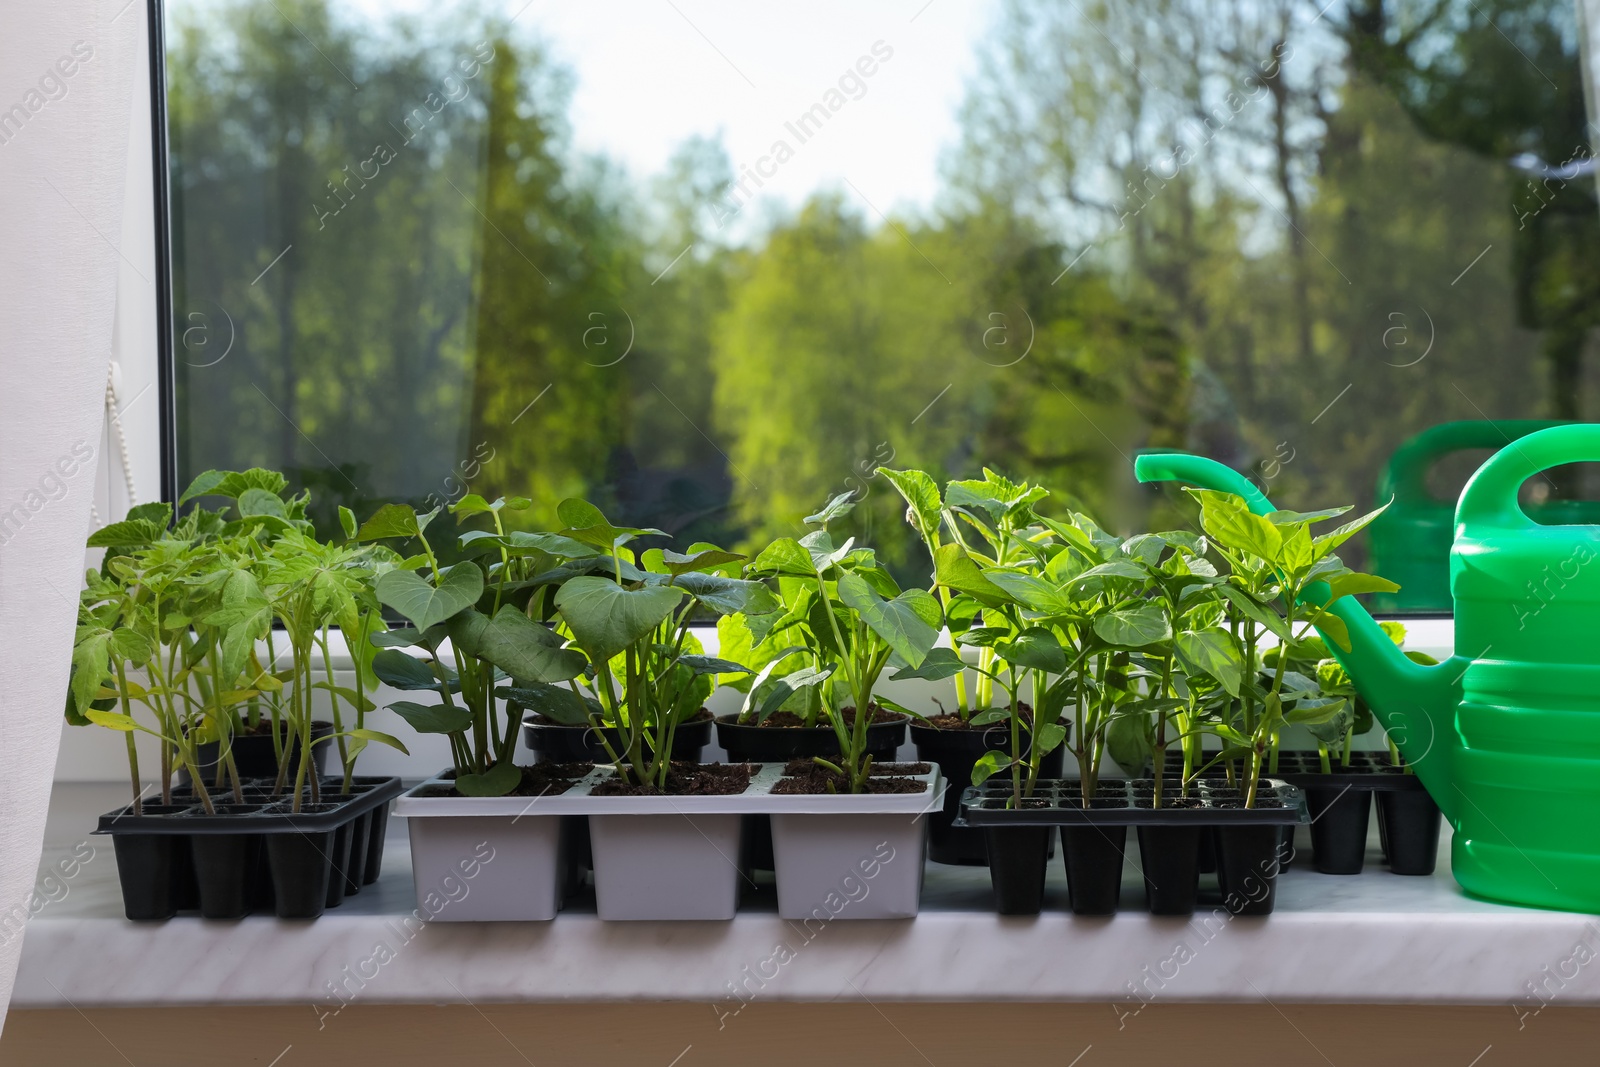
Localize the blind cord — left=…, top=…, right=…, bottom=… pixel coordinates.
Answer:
left=90, top=360, right=139, bottom=529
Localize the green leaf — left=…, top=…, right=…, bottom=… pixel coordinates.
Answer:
left=387, top=700, right=473, bottom=734
left=237, top=488, right=286, bottom=520
left=509, top=531, right=603, bottom=558
left=671, top=572, right=777, bottom=616
left=1093, top=602, right=1171, bottom=647
left=1106, top=709, right=1152, bottom=776
left=804, top=491, right=858, bottom=526
left=357, top=503, right=422, bottom=543
left=449, top=494, right=497, bottom=518
left=995, top=627, right=1067, bottom=672
left=663, top=548, right=745, bottom=575
left=890, top=646, right=967, bottom=681
left=1035, top=722, right=1068, bottom=756
left=211, top=468, right=288, bottom=500
left=837, top=573, right=939, bottom=668
left=86, top=518, right=164, bottom=548
left=1322, top=572, right=1401, bottom=600
left=1174, top=629, right=1242, bottom=697
left=1287, top=696, right=1350, bottom=727
left=1312, top=502, right=1390, bottom=558
left=1313, top=611, right=1353, bottom=653
left=1194, top=490, right=1283, bottom=562
left=179, top=469, right=230, bottom=505
left=1217, top=584, right=1291, bottom=641
left=555, top=577, right=685, bottom=662
left=449, top=607, right=586, bottom=683
left=983, top=570, right=1074, bottom=614
left=1281, top=524, right=1314, bottom=573
left=970, top=749, right=1012, bottom=786
left=556, top=498, right=610, bottom=530
left=500, top=682, right=598, bottom=725
left=752, top=537, right=816, bottom=577
left=376, top=563, right=484, bottom=630
left=1067, top=560, right=1148, bottom=588
left=1267, top=507, right=1351, bottom=525
left=750, top=664, right=833, bottom=720
left=348, top=728, right=409, bottom=755
left=338, top=506, right=358, bottom=541
left=85, top=709, right=141, bottom=732
left=877, top=467, right=943, bottom=543
left=107, top=628, right=153, bottom=666
left=70, top=631, right=110, bottom=715
left=933, top=543, right=1012, bottom=606
left=455, top=760, right=522, bottom=797
left=372, top=648, right=446, bottom=690
left=677, top=654, right=751, bottom=676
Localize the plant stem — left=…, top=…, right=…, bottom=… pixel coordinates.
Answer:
left=114, top=660, right=142, bottom=812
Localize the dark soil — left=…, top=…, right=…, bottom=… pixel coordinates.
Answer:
left=512, top=763, right=588, bottom=797
left=589, top=761, right=753, bottom=797
left=1133, top=796, right=1204, bottom=809
left=778, top=759, right=929, bottom=777
left=923, top=702, right=1035, bottom=730
left=758, top=704, right=900, bottom=729
left=527, top=707, right=713, bottom=728
left=772, top=763, right=929, bottom=795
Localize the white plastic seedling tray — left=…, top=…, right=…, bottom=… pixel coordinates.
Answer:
left=394, top=763, right=945, bottom=922
left=393, top=762, right=946, bottom=817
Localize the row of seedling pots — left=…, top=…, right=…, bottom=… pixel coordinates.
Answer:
left=958, top=777, right=1308, bottom=917
left=1163, top=750, right=1442, bottom=877
left=98, top=776, right=403, bottom=920
left=393, top=761, right=943, bottom=921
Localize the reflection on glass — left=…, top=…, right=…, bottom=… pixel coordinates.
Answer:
left=167, top=0, right=1599, bottom=602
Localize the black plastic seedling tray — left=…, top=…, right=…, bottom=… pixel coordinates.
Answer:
left=957, top=778, right=1307, bottom=918
left=96, top=776, right=403, bottom=921
left=956, top=778, right=1308, bottom=826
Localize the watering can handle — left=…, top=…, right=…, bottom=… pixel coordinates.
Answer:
left=1455, top=424, right=1600, bottom=531
left=1380, top=420, right=1569, bottom=505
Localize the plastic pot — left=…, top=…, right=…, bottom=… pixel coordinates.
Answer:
left=1303, top=784, right=1373, bottom=874
left=180, top=721, right=333, bottom=788
left=717, top=712, right=908, bottom=872
left=1215, top=824, right=1284, bottom=916
left=1137, top=824, right=1203, bottom=916
left=958, top=778, right=1306, bottom=917
left=591, top=813, right=744, bottom=920
left=983, top=825, right=1052, bottom=915
left=771, top=811, right=929, bottom=921
left=910, top=721, right=1063, bottom=866
left=522, top=712, right=714, bottom=765
left=98, top=777, right=402, bottom=921
left=404, top=806, right=566, bottom=921
left=1377, top=788, right=1442, bottom=875
left=1061, top=824, right=1126, bottom=915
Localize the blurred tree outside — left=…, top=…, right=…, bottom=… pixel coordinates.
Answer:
left=169, top=0, right=1598, bottom=585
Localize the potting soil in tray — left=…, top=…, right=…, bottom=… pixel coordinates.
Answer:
left=97, top=775, right=404, bottom=921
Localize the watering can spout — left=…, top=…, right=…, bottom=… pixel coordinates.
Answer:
left=1134, top=453, right=1460, bottom=816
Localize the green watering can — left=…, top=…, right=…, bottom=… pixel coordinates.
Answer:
left=1369, top=420, right=1600, bottom=613
left=1138, top=425, right=1600, bottom=913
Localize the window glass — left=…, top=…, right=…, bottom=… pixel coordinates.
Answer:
left=166, top=0, right=1600, bottom=605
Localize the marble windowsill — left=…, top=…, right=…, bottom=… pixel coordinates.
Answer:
left=14, top=778, right=1600, bottom=1015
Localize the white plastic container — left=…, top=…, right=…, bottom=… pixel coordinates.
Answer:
left=770, top=811, right=930, bottom=920
left=394, top=763, right=942, bottom=922
left=589, top=813, right=743, bottom=920
left=394, top=786, right=569, bottom=922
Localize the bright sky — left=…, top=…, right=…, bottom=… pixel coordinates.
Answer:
left=331, top=0, right=999, bottom=223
